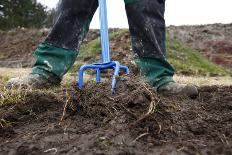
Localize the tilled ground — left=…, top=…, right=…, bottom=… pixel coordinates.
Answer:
left=0, top=77, right=231, bottom=155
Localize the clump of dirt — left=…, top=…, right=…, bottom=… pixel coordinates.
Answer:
left=0, top=77, right=231, bottom=155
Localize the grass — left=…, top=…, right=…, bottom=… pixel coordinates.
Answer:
left=0, top=68, right=75, bottom=108
left=70, top=30, right=231, bottom=76
left=0, top=88, right=28, bottom=107
left=0, top=71, right=28, bottom=107
left=0, top=68, right=30, bottom=107
left=174, top=75, right=232, bottom=86
left=167, top=37, right=231, bottom=76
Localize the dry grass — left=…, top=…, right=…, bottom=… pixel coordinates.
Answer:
left=174, top=75, right=232, bottom=86
left=0, top=68, right=31, bottom=78
left=0, top=68, right=231, bottom=88
left=0, top=68, right=30, bottom=107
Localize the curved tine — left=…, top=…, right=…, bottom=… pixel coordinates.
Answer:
left=96, top=69, right=101, bottom=83
left=78, top=65, right=91, bottom=90
left=111, top=61, right=120, bottom=93
left=120, top=65, right=129, bottom=75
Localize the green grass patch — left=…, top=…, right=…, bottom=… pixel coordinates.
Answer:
left=0, top=75, right=72, bottom=107
left=0, top=27, right=230, bottom=79
left=0, top=89, right=28, bottom=107
left=70, top=30, right=230, bottom=76
left=0, top=76, right=27, bottom=107
left=167, top=37, right=231, bottom=76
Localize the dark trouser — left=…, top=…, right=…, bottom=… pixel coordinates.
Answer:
left=32, top=0, right=174, bottom=88
left=45, top=0, right=166, bottom=59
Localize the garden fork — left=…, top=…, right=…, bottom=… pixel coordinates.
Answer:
left=77, top=0, right=129, bottom=92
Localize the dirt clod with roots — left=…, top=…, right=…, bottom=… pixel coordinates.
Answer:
left=0, top=77, right=232, bottom=155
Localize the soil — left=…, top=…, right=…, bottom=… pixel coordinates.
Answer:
left=0, top=24, right=232, bottom=154
left=0, top=28, right=120, bottom=68
left=0, top=77, right=231, bottom=155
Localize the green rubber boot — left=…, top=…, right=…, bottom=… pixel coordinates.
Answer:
left=136, top=57, right=198, bottom=98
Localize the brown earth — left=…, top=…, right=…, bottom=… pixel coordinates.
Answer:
left=0, top=77, right=231, bottom=155
left=168, top=23, right=232, bottom=69
left=0, top=28, right=114, bottom=68
left=0, top=28, right=102, bottom=61
left=0, top=28, right=47, bottom=67
left=0, top=25, right=231, bottom=155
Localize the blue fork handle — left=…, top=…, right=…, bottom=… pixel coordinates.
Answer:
left=98, top=0, right=110, bottom=63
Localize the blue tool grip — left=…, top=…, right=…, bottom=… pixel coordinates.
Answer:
left=98, top=0, right=110, bottom=63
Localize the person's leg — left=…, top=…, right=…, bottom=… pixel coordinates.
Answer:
left=124, top=0, right=198, bottom=98
left=33, top=0, right=98, bottom=81
left=6, top=0, right=98, bottom=89
left=125, top=0, right=174, bottom=87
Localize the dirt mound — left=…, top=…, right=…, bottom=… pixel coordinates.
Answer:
left=0, top=78, right=231, bottom=155
left=0, top=28, right=48, bottom=68
left=0, top=28, right=48, bottom=60
left=168, top=23, right=232, bottom=69
left=0, top=28, right=102, bottom=61
left=0, top=28, right=123, bottom=68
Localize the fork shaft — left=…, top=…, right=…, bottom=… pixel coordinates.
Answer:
left=98, top=0, right=110, bottom=63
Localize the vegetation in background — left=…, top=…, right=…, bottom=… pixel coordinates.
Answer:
left=0, top=0, right=53, bottom=30
left=44, top=8, right=56, bottom=28
left=70, top=30, right=231, bottom=76
left=0, top=0, right=230, bottom=76
left=167, top=37, right=231, bottom=76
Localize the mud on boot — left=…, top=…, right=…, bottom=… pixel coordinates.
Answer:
left=157, top=82, right=199, bottom=99
left=5, top=74, right=60, bottom=90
